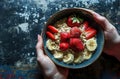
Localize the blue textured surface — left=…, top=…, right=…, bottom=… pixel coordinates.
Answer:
left=0, top=65, right=43, bottom=79
left=0, top=0, right=120, bottom=79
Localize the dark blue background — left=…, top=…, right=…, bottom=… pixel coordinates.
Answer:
left=0, top=0, right=120, bottom=79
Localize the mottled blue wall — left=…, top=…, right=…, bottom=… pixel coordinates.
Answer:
left=0, top=0, right=120, bottom=79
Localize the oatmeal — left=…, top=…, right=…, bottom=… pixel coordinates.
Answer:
left=46, top=15, right=97, bottom=64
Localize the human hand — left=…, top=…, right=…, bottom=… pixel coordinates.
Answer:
left=80, top=8, right=120, bottom=59
left=36, top=35, right=69, bottom=79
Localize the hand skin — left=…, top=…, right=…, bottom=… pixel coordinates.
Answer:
left=36, top=8, right=120, bottom=79
left=36, top=35, right=69, bottom=79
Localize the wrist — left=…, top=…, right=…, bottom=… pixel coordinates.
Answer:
left=53, top=72, right=67, bottom=79
left=44, top=72, right=67, bottom=79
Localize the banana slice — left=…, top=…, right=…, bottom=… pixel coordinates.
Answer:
left=74, top=53, right=84, bottom=63
left=83, top=50, right=92, bottom=59
left=63, top=53, right=74, bottom=64
left=46, top=39, right=58, bottom=51
left=86, top=38, right=97, bottom=51
left=46, top=39, right=53, bottom=50
left=53, top=51, right=63, bottom=59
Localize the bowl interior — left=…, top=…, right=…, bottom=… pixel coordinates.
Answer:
left=42, top=8, right=104, bottom=69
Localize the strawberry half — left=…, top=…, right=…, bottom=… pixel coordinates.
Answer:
left=70, top=27, right=82, bottom=38
left=60, top=32, right=70, bottom=42
left=59, top=42, right=69, bottom=51
left=84, top=27, right=97, bottom=39
left=48, top=25, right=58, bottom=33
left=70, top=38, right=84, bottom=52
left=81, top=21, right=89, bottom=31
left=67, top=16, right=83, bottom=27
left=46, top=31, right=55, bottom=40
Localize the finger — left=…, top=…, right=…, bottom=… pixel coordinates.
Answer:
left=36, top=34, right=45, bottom=60
left=36, top=34, right=43, bottom=49
left=93, top=12, right=114, bottom=31
left=79, top=8, right=114, bottom=31
left=36, top=35, right=57, bottom=72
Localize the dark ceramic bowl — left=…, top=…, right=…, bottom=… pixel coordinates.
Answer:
left=42, top=8, right=104, bottom=69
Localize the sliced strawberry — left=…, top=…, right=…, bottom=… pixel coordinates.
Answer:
left=70, top=27, right=82, bottom=38
left=70, top=38, right=84, bottom=52
left=67, top=16, right=83, bottom=27
left=81, top=21, right=89, bottom=31
left=48, top=25, right=58, bottom=33
left=59, top=42, right=69, bottom=51
left=60, top=32, right=70, bottom=42
left=84, top=27, right=97, bottom=39
left=46, top=31, right=55, bottom=40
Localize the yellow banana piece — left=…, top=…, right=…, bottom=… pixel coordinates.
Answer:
left=46, top=39, right=52, bottom=50
left=86, top=38, right=97, bottom=51
left=83, top=50, right=92, bottom=60
left=53, top=51, right=63, bottom=59
left=74, top=53, right=84, bottom=63
left=63, top=53, right=74, bottom=64
left=46, top=39, right=57, bottom=51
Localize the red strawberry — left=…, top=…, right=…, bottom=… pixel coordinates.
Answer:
left=84, top=27, right=97, bottom=39
left=59, top=42, right=69, bottom=51
left=70, top=27, right=82, bottom=38
left=48, top=25, right=58, bottom=33
left=67, top=16, right=83, bottom=27
left=60, top=32, right=70, bottom=42
left=70, top=38, right=84, bottom=52
left=46, top=31, right=55, bottom=40
left=81, top=21, right=89, bottom=31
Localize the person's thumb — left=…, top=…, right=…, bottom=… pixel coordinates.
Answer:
left=36, top=35, right=45, bottom=62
